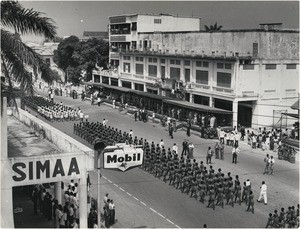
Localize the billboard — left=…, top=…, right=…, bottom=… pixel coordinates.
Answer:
left=103, top=144, right=143, bottom=171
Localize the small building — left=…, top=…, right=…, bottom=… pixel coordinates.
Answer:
left=82, top=31, right=109, bottom=41
left=109, top=13, right=201, bottom=67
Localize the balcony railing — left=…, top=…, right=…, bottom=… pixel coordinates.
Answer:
left=212, top=86, right=234, bottom=94
left=192, top=83, right=211, bottom=90
left=120, top=72, right=132, bottom=78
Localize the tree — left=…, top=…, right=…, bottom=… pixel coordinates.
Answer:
left=53, top=36, right=109, bottom=85
left=204, top=22, right=223, bottom=31
left=1, top=0, right=57, bottom=110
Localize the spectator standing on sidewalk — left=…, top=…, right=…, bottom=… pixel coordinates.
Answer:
left=257, top=181, right=267, bottom=205
left=268, top=156, right=275, bottom=175
left=188, top=142, right=194, bottom=159
left=232, top=145, right=240, bottom=164
left=219, top=142, right=225, bottom=160
left=263, top=154, right=270, bottom=175
left=206, top=147, right=213, bottom=165
left=109, top=199, right=116, bottom=225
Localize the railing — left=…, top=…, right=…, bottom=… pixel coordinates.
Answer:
left=133, top=74, right=144, bottom=80
left=212, top=86, right=234, bottom=94
left=192, top=83, right=211, bottom=90
left=120, top=72, right=132, bottom=78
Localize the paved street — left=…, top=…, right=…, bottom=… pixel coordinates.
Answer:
left=28, top=90, right=299, bottom=228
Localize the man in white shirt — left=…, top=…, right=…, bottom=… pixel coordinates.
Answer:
left=129, top=129, right=133, bottom=137
left=219, top=129, right=225, bottom=144
left=172, top=143, right=178, bottom=155
left=159, top=139, right=164, bottom=148
left=257, top=181, right=267, bottom=205
left=103, top=118, right=107, bottom=126
left=232, top=146, right=240, bottom=164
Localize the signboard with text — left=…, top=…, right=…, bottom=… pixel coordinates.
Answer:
left=103, top=144, right=143, bottom=171
left=9, top=154, right=87, bottom=187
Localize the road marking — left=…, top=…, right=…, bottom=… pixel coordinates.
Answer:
left=133, top=196, right=139, bottom=201
left=107, top=179, right=112, bottom=183
left=140, top=201, right=146, bottom=206
left=126, top=192, right=132, bottom=196
left=119, top=187, right=125, bottom=192
left=157, top=212, right=165, bottom=219
left=166, top=219, right=175, bottom=225
left=102, top=176, right=107, bottom=179
left=113, top=184, right=119, bottom=188
left=174, top=224, right=180, bottom=228
left=150, top=207, right=157, bottom=213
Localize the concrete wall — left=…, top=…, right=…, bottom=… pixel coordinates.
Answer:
left=137, top=15, right=200, bottom=32
left=138, top=31, right=299, bottom=60
left=12, top=108, right=94, bottom=170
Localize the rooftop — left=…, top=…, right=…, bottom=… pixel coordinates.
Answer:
left=109, top=13, right=201, bottom=19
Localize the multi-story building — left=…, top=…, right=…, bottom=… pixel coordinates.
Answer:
left=108, top=13, right=201, bottom=67
left=93, top=20, right=299, bottom=129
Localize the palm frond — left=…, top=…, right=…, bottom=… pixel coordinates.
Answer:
left=1, top=1, right=57, bottom=39
left=1, top=29, right=58, bottom=83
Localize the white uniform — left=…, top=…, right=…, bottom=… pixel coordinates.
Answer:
left=258, top=183, right=267, bottom=204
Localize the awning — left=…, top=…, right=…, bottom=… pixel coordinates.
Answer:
left=291, top=100, right=299, bottom=110
left=130, top=90, right=178, bottom=101
left=282, top=138, right=299, bottom=149
left=90, top=83, right=131, bottom=92
left=163, top=99, right=233, bottom=114
left=282, top=112, right=299, bottom=119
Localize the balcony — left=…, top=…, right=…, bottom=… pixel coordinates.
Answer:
left=133, top=74, right=145, bottom=80
left=120, top=72, right=132, bottom=78
left=192, top=83, right=211, bottom=90
left=92, top=69, right=118, bottom=78
left=212, top=86, right=234, bottom=94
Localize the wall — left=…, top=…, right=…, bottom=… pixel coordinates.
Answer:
left=137, top=15, right=200, bottom=33
left=12, top=108, right=94, bottom=170
left=139, top=31, right=299, bottom=60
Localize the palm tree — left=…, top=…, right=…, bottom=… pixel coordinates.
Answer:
left=1, top=0, right=57, bottom=111
left=204, top=22, right=223, bottom=31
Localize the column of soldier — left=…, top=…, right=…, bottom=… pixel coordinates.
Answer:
left=73, top=121, right=255, bottom=213
left=23, top=96, right=82, bottom=122
left=265, top=204, right=299, bottom=228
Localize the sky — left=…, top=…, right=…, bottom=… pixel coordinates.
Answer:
left=19, top=0, right=299, bottom=43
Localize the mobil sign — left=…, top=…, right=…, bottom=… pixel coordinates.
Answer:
left=103, top=144, right=143, bottom=171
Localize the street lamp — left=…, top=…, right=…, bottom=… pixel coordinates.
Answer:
left=94, top=139, right=106, bottom=228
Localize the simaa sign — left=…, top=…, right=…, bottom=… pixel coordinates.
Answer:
left=10, top=155, right=84, bottom=187
left=103, top=144, right=143, bottom=171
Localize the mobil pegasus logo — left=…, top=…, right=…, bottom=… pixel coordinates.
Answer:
left=103, top=145, right=143, bottom=171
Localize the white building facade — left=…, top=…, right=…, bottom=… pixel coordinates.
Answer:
left=109, top=14, right=201, bottom=67
left=93, top=20, right=299, bottom=129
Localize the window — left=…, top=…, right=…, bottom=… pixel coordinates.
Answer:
left=45, top=58, right=51, bottom=66
left=135, top=64, right=143, bottom=75
left=243, top=64, right=255, bottom=70
left=148, top=57, right=157, bottom=63
left=170, top=59, right=180, bottom=65
left=265, top=64, right=277, bottom=70
left=154, top=19, right=162, bottom=24
left=135, top=57, right=144, bottom=62
left=170, top=67, right=181, bottom=80
left=203, top=61, right=209, bottom=67
left=196, top=61, right=202, bottom=67
left=123, top=63, right=130, bottom=73
left=148, top=65, right=157, bottom=77
left=111, top=78, right=118, bottom=86
left=161, top=59, right=165, bottom=64
left=185, top=69, right=190, bottom=82
left=217, top=63, right=224, bottom=69
left=286, top=64, right=297, bottom=69
left=123, top=56, right=131, bottom=61
left=196, top=70, right=209, bottom=85
left=149, top=40, right=152, bottom=49
left=139, top=40, right=142, bottom=49
left=122, top=81, right=132, bottom=89
left=131, top=22, right=137, bottom=31
left=217, top=72, right=231, bottom=88
left=94, top=74, right=100, bottom=83
left=161, top=66, right=165, bottom=78
left=131, top=41, right=137, bottom=50
left=102, top=76, right=109, bottom=84
left=253, top=43, right=258, bottom=57
left=225, top=63, right=232, bottom=69
left=184, top=60, right=190, bottom=66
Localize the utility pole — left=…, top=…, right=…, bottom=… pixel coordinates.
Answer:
left=94, top=140, right=106, bottom=228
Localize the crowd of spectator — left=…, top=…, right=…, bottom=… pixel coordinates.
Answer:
left=31, top=181, right=80, bottom=228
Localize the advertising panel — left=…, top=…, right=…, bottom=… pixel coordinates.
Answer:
left=10, top=154, right=86, bottom=187
left=103, top=144, right=143, bottom=171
